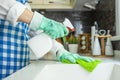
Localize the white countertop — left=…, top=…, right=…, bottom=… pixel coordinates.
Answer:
left=3, top=58, right=120, bottom=80
left=4, top=60, right=59, bottom=80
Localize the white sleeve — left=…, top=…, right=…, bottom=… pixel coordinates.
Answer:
left=0, top=0, right=26, bottom=25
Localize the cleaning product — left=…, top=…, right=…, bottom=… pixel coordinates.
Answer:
left=27, top=31, right=53, bottom=59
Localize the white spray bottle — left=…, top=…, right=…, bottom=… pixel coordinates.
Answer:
left=27, top=18, right=75, bottom=59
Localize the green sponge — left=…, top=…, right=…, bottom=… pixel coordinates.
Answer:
left=76, top=59, right=101, bottom=72
left=61, top=59, right=101, bottom=72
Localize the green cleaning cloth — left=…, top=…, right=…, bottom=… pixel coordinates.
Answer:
left=61, top=59, right=102, bottom=72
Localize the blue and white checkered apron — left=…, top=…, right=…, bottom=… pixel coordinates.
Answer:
left=0, top=0, right=30, bottom=79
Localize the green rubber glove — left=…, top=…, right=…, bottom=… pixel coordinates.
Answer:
left=39, top=17, right=69, bottom=39
left=29, top=11, right=69, bottom=39
left=57, top=49, right=95, bottom=64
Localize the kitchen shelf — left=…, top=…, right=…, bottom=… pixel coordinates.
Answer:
left=28, top=0, right=76, bottom=9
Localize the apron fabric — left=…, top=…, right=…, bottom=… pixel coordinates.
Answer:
left=0, top=0, right=30, bottom=79
left=16, top=0, right=28, bottom=4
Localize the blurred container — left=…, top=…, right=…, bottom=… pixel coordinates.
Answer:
left=91, top=26, right=96, bottom=53
left=74, top=21, right=83, bottom=37
left=105, top=30, right=113, bottom=56
left=92, top=34, right=101, bottom=55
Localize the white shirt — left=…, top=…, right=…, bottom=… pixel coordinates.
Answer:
left=0, top=0, right=30, bottom=25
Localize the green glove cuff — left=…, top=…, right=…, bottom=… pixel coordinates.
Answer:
left=29, top=11, right=43, bottom=30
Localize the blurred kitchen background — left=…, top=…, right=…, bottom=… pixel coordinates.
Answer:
left=29, top=0, right=120, bottom=59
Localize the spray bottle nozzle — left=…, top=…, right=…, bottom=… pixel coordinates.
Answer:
left=63, top=18, right=75, bottom=32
